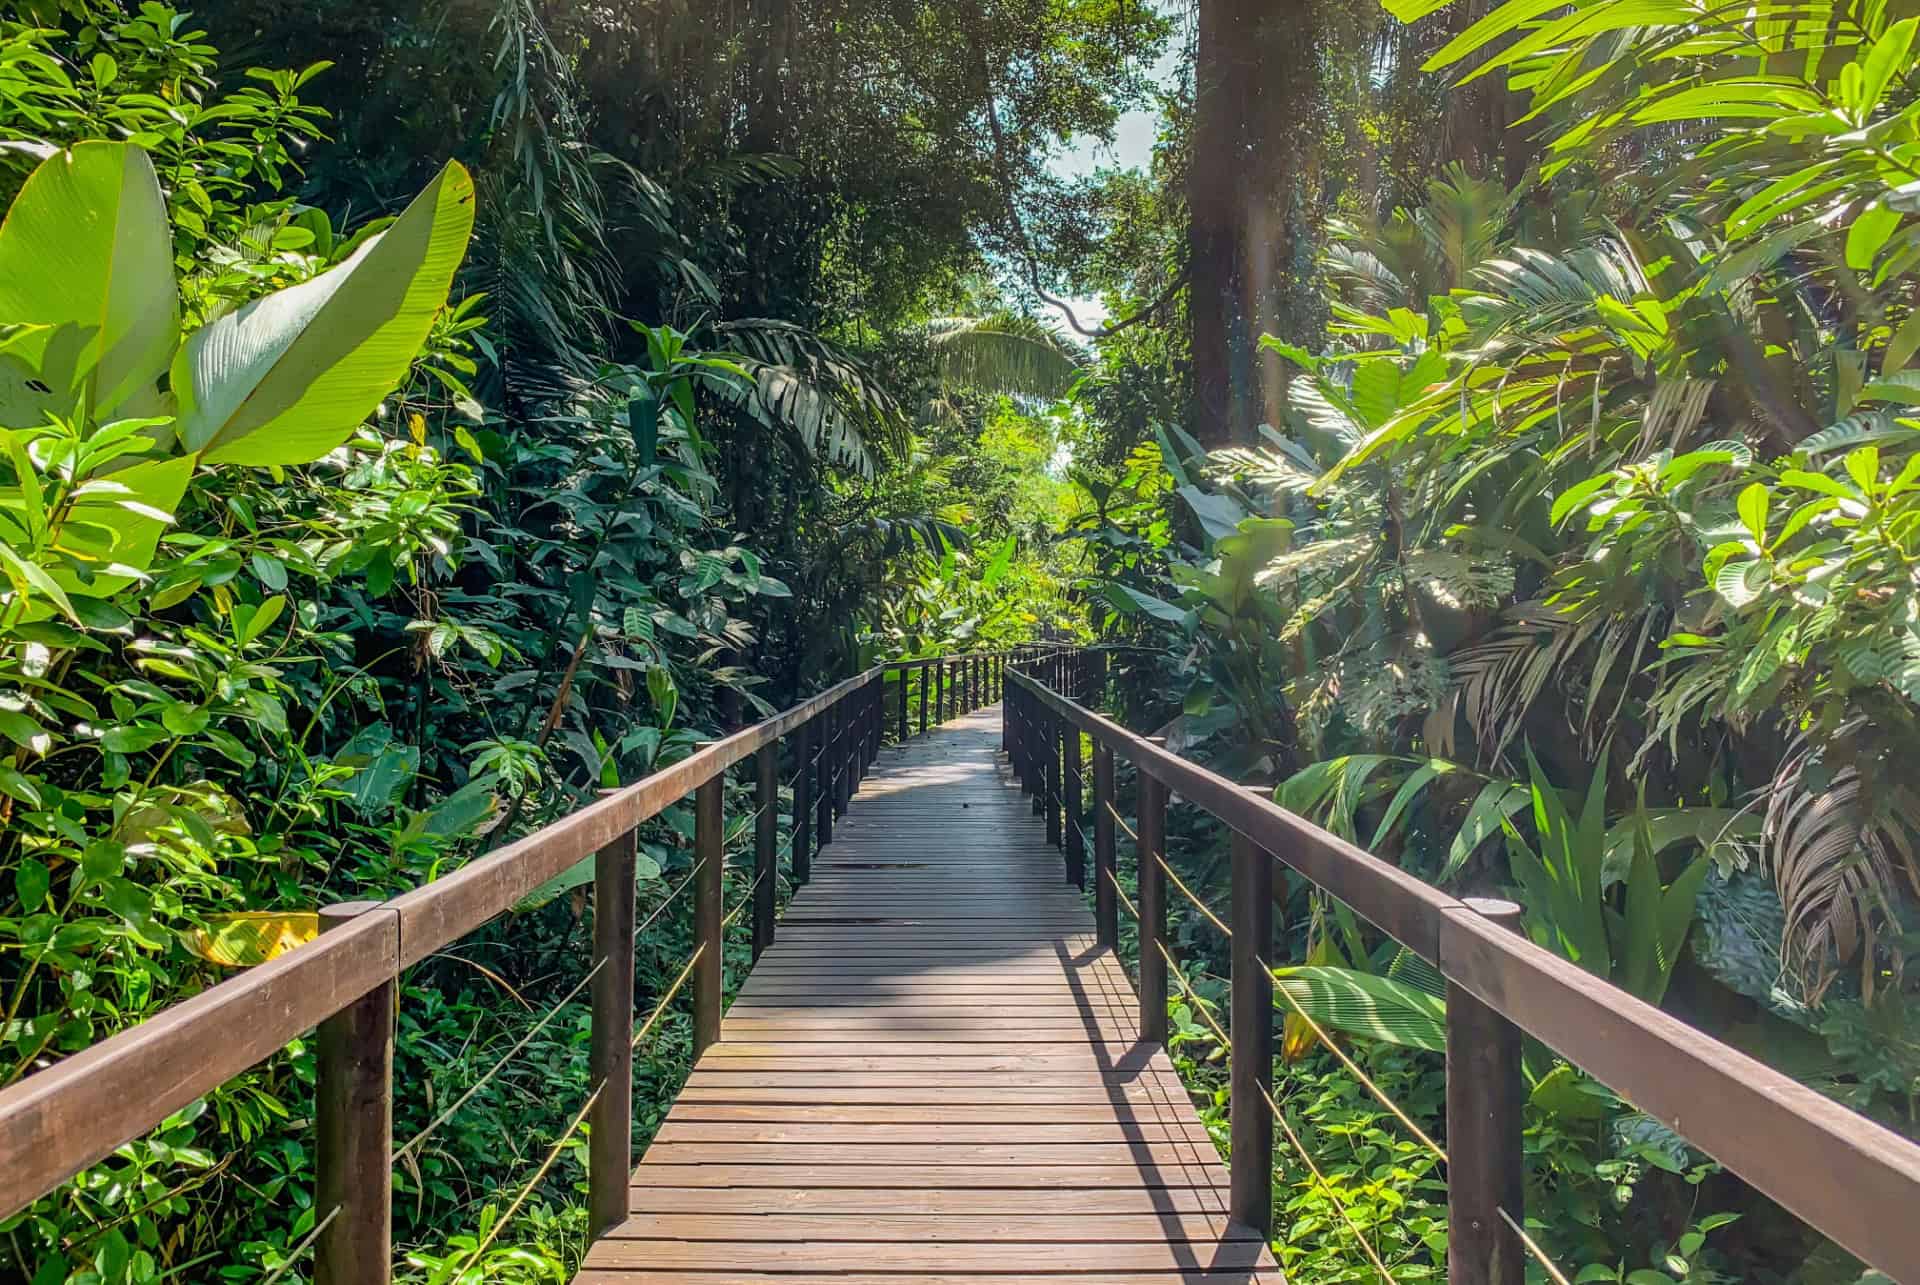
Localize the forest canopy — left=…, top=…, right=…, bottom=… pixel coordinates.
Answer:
left=2, top=0, right=1919, bottom=1282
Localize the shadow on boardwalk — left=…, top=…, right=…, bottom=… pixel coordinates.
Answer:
left=576, top=706, right=1285, bottom=1283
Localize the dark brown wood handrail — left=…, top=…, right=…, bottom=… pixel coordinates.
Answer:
left=0, top=644, right=1047, bottom=1265
left=1005, top=653, right=1920, bottom=1283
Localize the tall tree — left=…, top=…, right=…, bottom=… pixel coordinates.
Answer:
left=1188, top=0, right=1319, bottom=447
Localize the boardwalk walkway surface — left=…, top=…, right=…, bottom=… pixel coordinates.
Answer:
left=577, top=704, right=1283, bottom=1283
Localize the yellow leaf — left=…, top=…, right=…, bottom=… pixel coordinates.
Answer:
left=185, top=911, right=319, bottom=967
left=1281, top=926, right=1345, bottom=1064
left=1281, top=1008, right=1319, bottom=1064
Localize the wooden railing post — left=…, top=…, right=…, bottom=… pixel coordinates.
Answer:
left=692, top=776, right=724, bottom=1057
left=1063, top=719, right=1084, bottom=888
left=934, top=659, right=945, bottom=724
left=1032, top=702, right=1050, bottom=818
left=1448, top=897, right=1526, bottom=1285
left=1229, top=831, right=1274, bottom=1236
left=588, top=831, right=636, bottom=1239
left=792, top=720, right=813, bottom=884
left=1137, top=773, right=1169, bottom=1044
left=1093, top=743, right=1116, bottom=946
left=1007, top=686, right=1023, bottom=785
left=999, top=660, right=1008, bottom=752
left=919, top=662, right=929, bottom=736
left=315, top=902, right=394, bottom=1285
left=1015, top=689, right=1032, bottom=793
left=896, top=667, right=909, bottom=743
left=819, top=708, right=838, bottom=841
left=851, top=688, right=865, bottom=787
left=837, top=699, right=855, bottom=812
left=1047, top=708, right=1064, bottom=849
left=865, top=681, right=877, bottom=769
left=753, top=744, right=777, bottom=960
left=865, top=682, right=878, bottom=767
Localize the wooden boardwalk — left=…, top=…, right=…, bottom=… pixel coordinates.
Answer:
left=577, top=705, right=1282, bottom=1283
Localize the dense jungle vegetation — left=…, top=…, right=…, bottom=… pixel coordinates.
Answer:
left=2, top=0, right=1919, bottom=1282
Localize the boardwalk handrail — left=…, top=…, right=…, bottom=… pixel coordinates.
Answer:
left=1005, top=648, right=1920, bottom=1283
left=0, top=644, right=1046, bottom=1280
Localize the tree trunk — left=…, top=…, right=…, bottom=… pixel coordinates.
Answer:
left=1439, top=0, right=1537, bottom=188
left=1190, top=0, right=1317, bottom=449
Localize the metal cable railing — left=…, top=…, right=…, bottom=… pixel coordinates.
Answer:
left=1157, top=803, right=1561, bottom=1278
left=633, top=945, right=704, bottom=1051
left=1138, top=812, right=1566, bottom=1277
left=1154, top=938, right=1400, bottom=1283
left=257, top=1206, right=340, bottom=1285
left=1154, top=852, right=1231, bottom=941
left=1006, top=653, right=1610, bottom=1285
left=1, top=648, right=1047, bottom=1282
left=448, top=1082, right=604, bottom=1278
left=393, top=957, right=607, bottom=1167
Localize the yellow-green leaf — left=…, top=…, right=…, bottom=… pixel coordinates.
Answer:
left=175, top=161, right=476, bottom=467
left=184, top=911, right=319, bottom=967
left=0, top=142, right=178, bottom=423
left=1846, top=202, right=1901, bottom=271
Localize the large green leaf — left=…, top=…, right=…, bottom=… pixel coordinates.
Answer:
left=1617, top=809, right=1712, bottom=1005
left=174, top=160, right=475, bottom=466
left=0, top=141, right=176, bottom=423
left=1443, top=779, right=1530, bottom=878
left=514, top=847, right=664, bottom=913
left=1178, top=485, right=1248, bottom=543
left=1272, top=965, right=1447, bottom=1052
left=49, top=454, right=193, bottom=600
left=1102, top=582, right=1189, bottom=626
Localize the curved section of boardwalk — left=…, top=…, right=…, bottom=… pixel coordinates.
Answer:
left=578, top=706, right=1282, bottom=1283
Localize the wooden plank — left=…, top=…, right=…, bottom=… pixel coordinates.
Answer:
left=639, top=1141, right=1225, bottom=1167
left=620, top=1185, right=1232, bottom=1215
left=583, top=1240, right=1274, bottom=1272
left=673, top=1084, right=1198, bottom=1107
left=651, top=1121, right=1217, bottom=1145
left=715, top=1028, right=1136, bottom=1044
left=624, top=1162, right=1229, bottom=1190
left=667, top=1104, right=1203, bottom=1125
left=604, top=1212, right=1256, bottom=1242
left=683, top=1060, right=1190, bottom=1083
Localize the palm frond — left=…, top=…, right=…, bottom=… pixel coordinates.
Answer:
left=1443, top=598, right=1604, bottom=765
left=924, top=314, right=1085, bottom=401
left=712, top=318, right=912, bottom=476
left=1766, top=724, right=1920, bottom=1004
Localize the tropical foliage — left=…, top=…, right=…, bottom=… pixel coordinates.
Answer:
left=7, top=0, right=1919, bottom=1281
left=1076, top=0, right=1920, bottom=1279
left=0, top=2, right=1130, bottom=1281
